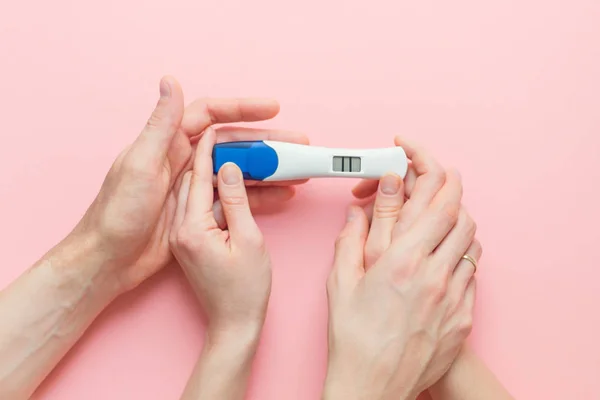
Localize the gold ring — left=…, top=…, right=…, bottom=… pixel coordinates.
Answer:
left=461, top=254, right=478, bottom=272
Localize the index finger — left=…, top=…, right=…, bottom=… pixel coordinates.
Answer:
left=351, top=136, right=419, bottom=199
left=390, top=136, right=447, bottom=236
left=181, top=98, right=280, bottom=138
left=186, top=127, right=219, bottom=226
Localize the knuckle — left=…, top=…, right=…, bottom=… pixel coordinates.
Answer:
left=168, top=230, right=178, bottom=248
left=425, top=275, right=448, bottom=301
left=390, top=253, right=420, bottom=284
left=326, top=269, right=347, bottom=299
left=460, top=211, right=477, bottom=239
left=145, top=102, right=171, bottom=130
left=473, top=240, right=483, bottom=258
left=364, top=252, right=382, bottom=268
left=445, top=293, right=462, bottom=316
left=438, top=260, right=455, bottom=275
left=468, top=218, right=478, bottom=237
left=448, top=169, right=463, bottom=190
left=146, top=112, right=163, bottom=129
left=373, top=204, right=400, bottom=219
left=175, top=226, right=201, bottom=252
left=334, top=231, right=352, bottom=250
left=364, top=241, right=385, bottom=260
left=220, top=195, right=247, bottom=207
left=391, top=266, right=412, bottom=284
left=244, top=232, right=265, bottom=248
left=334, top=235, right=344, bottom=250
left=441, top=202, right=460, bottom=225
left=364, top=254, right=377, bottom=269
left=427, top=166, right=446, bottom=188
left=458, top=314, right=474, bottom=334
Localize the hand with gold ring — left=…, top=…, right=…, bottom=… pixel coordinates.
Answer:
left=322, top=137, right=512, bottom=400
left=322, top=137, right=490, bottom=400
left=461, top=253, right=478, bottom=273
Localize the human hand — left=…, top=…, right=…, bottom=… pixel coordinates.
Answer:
left=323, top=138, right=480, bottom=400
left=170, top=127, right=271, bottom=343
left=353, top=137, right=483, bottom=393
left=67, top=76, right=307, bottom=293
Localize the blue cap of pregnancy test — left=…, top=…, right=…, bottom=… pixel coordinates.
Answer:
left=212, top=141, right=279, bottom=181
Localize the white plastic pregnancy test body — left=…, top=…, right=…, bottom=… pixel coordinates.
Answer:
left=211, top=140, right=408, bottom=181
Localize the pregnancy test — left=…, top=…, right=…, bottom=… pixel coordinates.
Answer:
left=211, top=140, right=408, bottom=181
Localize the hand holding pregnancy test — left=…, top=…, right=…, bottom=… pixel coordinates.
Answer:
left=211, top=140, right=408, bottom=181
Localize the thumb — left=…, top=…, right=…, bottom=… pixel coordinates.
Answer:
left=330, top=206, right=369, bottom=291
left=217, top=162, right=262, bottom=247
left=127, top=76, right=184, bottom=169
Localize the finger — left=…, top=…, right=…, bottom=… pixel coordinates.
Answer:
left=211, top=175, right=309, bottom=187
left=331, top=206, right=369, bottom=291
left=402, top=163, right=418, bottom=198
left=364, top=174, right=404, bottom=269
left=393, top=137, right=418, bottom=197
left=187, top=127, right=217, bottom=220
left=172, top=171, right=192, bottom=234
left=181, top=141, right=296, bottom=191
left=391, top=137, right=446, bottom=237
left=430, top=207, right=477, bottom=272
left=215, top=126, right=309, bottom=145
left=127, top=76, right=184, bottom=169
left=463, top=277, right=477, bottom=316
left=363, top=201, right=375, bottom=224
left=217, top=162, right=262, bottom=246
left=351, top=179, right=379, bottom=199
left=211, top=126, right=311, bottom=187
left=441, top=240, right=480, bottom=320
left=395, top=169, right=463, bottom=255
left=211, top=186, right=296, bottom=229
left=351, top=136, right=420, bottom=199
left=165, top=127, right=194, bottom=181
left=451, top=239, right=482, bottom=295
left=352, top=165, right=417, bottom=199
left=352, top=136, right=405, bottom=199
left=181, top=98, right=280, bottom=138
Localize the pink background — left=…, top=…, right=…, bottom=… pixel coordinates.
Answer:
left=1, top=0, right=599, bottom=398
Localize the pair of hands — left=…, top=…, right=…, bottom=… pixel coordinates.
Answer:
left=325, top=140, right=480, bottom=399
left=71, top=75, right=480, bottom=398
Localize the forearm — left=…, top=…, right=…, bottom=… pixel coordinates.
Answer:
left=429, top=347, right=514, bottom=400
left=0, top=233, right=120, bottom=399
left=180, top=327, right=261, bottom=400
left=322, top=355, right=419, bottom=400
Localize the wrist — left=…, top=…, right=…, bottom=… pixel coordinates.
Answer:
left=204, top=323, right=262, bottom=361
left=322, top=380, right=415, bottom=400
left=323, top=354, right=417, bottom=400
left=322, top=363, right=377, bottom=400
left=322, top=377, right=359, bottom=400
left=428, top=345, right=472, bottom=395
left=44, top=230, right=125, bottom=302
left=180, top=325, right=262, bottom=400
left=193, top=324, right=262, bottom=389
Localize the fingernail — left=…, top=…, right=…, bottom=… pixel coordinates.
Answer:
left=380, top=174, right=400, bottom=195
left=221, top=163, right=241, bottom=185
left=160, top=78, right=171, bottom=98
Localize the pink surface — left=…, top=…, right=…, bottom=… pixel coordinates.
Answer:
left=1, top=0, right=599, bottom=398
